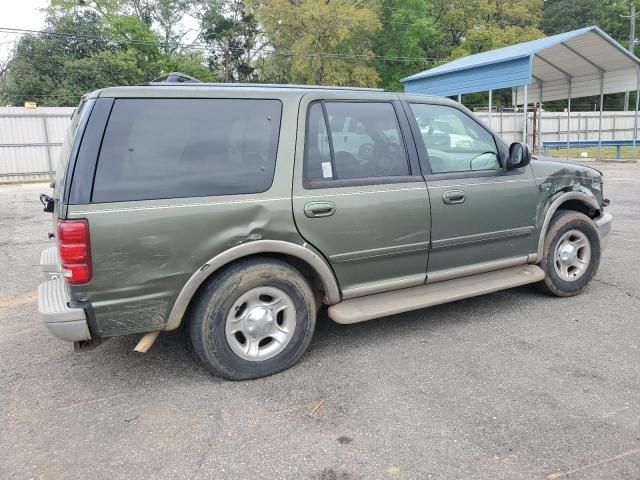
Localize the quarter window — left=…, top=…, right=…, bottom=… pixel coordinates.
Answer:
left=304, top=101, right=409, bottom=185
left=410, top=103, right=500, bottom=174
left=92, top=98, right=282, bottom=202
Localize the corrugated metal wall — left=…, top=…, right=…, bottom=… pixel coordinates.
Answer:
left=475, top=110, right=639, bottom=146
left=0, top=107, right=74, bottom=183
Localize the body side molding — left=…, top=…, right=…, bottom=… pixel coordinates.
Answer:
left=536, top=191, right=600, bottom=260
left=431, top=226, right=535, bottom=250
left=164, top=240, right=341, bottom=330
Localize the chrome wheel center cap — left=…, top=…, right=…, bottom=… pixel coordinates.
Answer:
left=244, top=306, right=274, bottom=338
left=559, top=244, right=577, bottom=265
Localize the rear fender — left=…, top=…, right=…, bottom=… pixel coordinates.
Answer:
left=164, top=240, right=340, bottom=330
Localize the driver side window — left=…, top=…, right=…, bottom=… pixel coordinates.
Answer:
left=410, top=103, right=500, bottom=174
left=304, top=101, right=409, bottom=186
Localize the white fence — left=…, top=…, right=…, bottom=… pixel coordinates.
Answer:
left=0, top=107, right=75, bottom=183
left=0, top=107, right=637, bottom=183
left=475, top=110, right=639, bottom=148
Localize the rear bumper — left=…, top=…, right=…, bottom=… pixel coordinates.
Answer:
left=38, top=278, right=91, bottom=342
left=38, top=246, right=91, bottom=342
left=594, top=211, right=612, bottom=250
left=40, top=247, right=60, bottom=280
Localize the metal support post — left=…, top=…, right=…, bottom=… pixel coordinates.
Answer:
left=634, top=66, right=639, bottom=162
left=598, top=72, right=604, bottom=160
left=523, top=84, right=528, bottom=144
left=488, top=89, right=493, bottom=128
left=567, top=79, right=572, bottom=160
left=41, top=116, right=54, bottom=178
left=537, top=82, right=543, bottom=154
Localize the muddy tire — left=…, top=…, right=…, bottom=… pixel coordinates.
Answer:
left=536, top=210, right=601, bottom=297
left=188, top=257, right=316, bottom=380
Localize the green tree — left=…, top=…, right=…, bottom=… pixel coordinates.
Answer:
left=433, top=0, right=544, bottom=58
left=249, top=0, right=381, bottom=86
left=542, top=0, right=639, bottom=111
left=0, top=2, right=211, bottom=106
left=373, top=0, right=446, bottom=91
left=200, top=0, right=262, bottom=81
left=1, top=10, right=127, bottom=106
left=543, top=0, right=638, bottom=42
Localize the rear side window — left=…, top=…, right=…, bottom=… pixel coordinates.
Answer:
left=304, top=101, right=409, bottom=186
left=92, top=98, right=282, bottom=202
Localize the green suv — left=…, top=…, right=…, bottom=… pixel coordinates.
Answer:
left=38, top=76, right=612, bottom=379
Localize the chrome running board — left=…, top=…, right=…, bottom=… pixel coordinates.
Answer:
left=328, top=265, right=545, bottom=324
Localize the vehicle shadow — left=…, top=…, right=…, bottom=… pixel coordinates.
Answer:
left=82, top=285, right=545, bottom=382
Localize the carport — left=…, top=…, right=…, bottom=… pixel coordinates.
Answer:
left=401, top=26, right=640, bottom=161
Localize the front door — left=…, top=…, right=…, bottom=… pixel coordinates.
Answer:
left=405, top=101, right=539, bottom=282
left=293, top=94, right=431, bottom=299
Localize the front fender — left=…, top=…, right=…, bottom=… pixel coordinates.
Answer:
left=535, top=190, right=601, bottom=260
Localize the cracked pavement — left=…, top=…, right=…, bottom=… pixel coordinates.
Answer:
left=0, top=162, right=639, bottom=479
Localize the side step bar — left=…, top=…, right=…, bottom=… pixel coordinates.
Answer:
left=328, top=265, right=545, bottom=324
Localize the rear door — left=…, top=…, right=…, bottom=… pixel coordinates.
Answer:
left=404, top=100, right=538, bottom=282
left=292, top=93, right=431, bottom=299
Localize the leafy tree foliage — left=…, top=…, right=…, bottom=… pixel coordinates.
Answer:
left=542, top=0, right=639, bottom=111
left=1, top=1, right=210, bottom=105
left=373, top=0, right=446, bottom=91
left=200, top=0, right=261, bottom=81
left=0, top=0, right=636, bottom=109
left=543, top=0, right=638, bottom=43
left=248, top=0, right=381, bottom=86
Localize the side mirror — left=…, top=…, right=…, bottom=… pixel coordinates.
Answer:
left=507, top=142, right=531, bottom=169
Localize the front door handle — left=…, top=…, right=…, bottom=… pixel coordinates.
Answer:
left=442, top=189, right=465, bottom=205
left=304, top=201, right=336, bottom=218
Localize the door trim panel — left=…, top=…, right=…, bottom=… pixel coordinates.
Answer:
left=431, top=226, right=535, bottom=250
left=330, top=241, right=429, bottom=263
left=342, top=274, right=426, bottom=300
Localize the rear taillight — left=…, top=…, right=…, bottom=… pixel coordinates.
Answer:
left=57, top=219, right=92, bottom=284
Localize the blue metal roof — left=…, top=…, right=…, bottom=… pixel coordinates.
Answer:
left=401, top=26, right=640, bottom=98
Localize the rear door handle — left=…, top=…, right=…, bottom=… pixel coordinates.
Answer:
left=304, top=201, right=336, bottom=218
left=442, top=189, right=465, bottom=205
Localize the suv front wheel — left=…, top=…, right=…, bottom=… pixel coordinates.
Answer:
left=188, top=257, right=317, bottom=380
left=537, top=210, right=601, bottom=297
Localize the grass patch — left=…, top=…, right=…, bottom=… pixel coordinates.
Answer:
left=543, top=146, right=639, bottom=160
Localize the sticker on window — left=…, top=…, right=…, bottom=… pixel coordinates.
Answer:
left=321, top=162, right=333, bottom=179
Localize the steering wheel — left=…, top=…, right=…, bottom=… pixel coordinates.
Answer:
left=334, top=151, right=361, bottom=178
left=358, top=143, right=375, bottom=162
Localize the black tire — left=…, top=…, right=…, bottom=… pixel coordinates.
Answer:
left=536, top=210, right=601, bottom=297
left=188, top=257, right=316, bottom=380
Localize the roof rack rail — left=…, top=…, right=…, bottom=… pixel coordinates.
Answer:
left=140, top=80, right=384, bottom=92
left=141, top=72, right=203, bottom=85
left=138, top=73, right=385, bottom=91
left=200, top=83, right=385, bottom=92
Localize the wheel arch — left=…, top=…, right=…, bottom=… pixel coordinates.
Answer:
left=164, top=240, right=340, bottom=330
left=536, top=191, right=600, bottom=260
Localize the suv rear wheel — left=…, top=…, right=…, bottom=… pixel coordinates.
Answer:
left=188, top=257, right=317, bottom=380
left=537, top=210, right=601, bottom=297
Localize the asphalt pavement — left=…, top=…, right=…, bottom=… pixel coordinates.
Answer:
left=0, top=162, right=639, bottom=479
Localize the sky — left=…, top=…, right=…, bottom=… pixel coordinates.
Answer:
left=0, top=0, right=50, bottom=59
